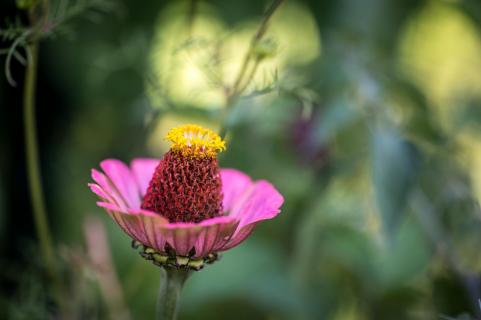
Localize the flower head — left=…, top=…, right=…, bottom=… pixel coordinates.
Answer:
left=141, top=124, right=224, bottom=223
left=89, top=124, right=283, bottom=270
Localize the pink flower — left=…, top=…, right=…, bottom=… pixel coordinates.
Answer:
left=89, top=125, right=283, bottom=270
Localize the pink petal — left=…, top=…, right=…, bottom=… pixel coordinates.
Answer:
left=101, top=159, right=141, bottom=209
left=99, top=203, right=238, bottom=258
left=99, top=205, right=169, bottom=251
left=88, top=183, right=112, bottom=202
left=219, top=224, right=256, bottom=251
left=97, top=201, right=121, bottom=212
left=91, top=169, right=128, bottom=210
left=112, top=211, right=166, bottom=249
left=220, top=169, right=253, bottom=211
left=232, top=180, right=283, bottom=226
left=192, top=217, right=238, bottom=257
left=157, top=216, right=238, bottom=258
left=130, top=158, right=160, bottom=197
left=220, top=180, right=284, bottom=251
left=127, top=208, right=160, bottom=217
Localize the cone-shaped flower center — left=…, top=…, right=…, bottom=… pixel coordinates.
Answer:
left=141, top=125, right=225, bottom=223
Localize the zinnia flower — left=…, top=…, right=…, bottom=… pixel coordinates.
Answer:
left=89, top=124, right=284, bottom=270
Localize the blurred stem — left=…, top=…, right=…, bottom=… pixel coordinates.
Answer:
left=186, top=0, right=198, bottom=37
left=236, top=57, right=261, bottom=98
left=219, top=0, right=284, bottom=138
left=24, top=2, right=63, bottom=311
left=230, top=0, right=283, bottom=99
left=24, top=42, right=56, bottom=280
left=156, top=268, right=190, bottom=320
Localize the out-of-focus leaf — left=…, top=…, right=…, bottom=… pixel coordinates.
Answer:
left=291, top=181, right=377, bottom=318
left=312, top=98, right=361, bottom=149
left=375, top=217, right=430, bottom=287
left=393, top=77, right=446, bottom=147
left=181, top=240, right=306, bottom=320
left=459, top=0, right=481, bottom=33
left=371, top=126, right=420, bottom=238
left=455, top=100, right=481, bottom=133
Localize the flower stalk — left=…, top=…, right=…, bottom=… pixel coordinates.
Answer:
left=219, top=0, right=284, bottom=138
left=25, top=0, right=54, bottom=274
left=156, top=268, right=190, bottom=320
left=23, top=32, right=56, bottom=281
left=23, top=3, right=65, bottom=313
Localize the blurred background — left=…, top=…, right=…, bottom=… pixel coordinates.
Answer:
left=2, top=0, right=481, bottom=319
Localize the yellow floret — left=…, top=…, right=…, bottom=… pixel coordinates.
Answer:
left=166, top=124, right=226, bottom=158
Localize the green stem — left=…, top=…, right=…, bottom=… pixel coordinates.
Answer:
left=218, top=123, right=228, bottom=140
left=219, top=0, right=284, bottom=139
left=235, top=58, right=260, bottom=101
left=22, top=4, right=67, bottom=316
left=23, top=41, right=56, bottom=279
left=156, top=268, right=190, bottom=320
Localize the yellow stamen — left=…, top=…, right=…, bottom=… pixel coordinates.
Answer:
left=165, top=124, right=226, bottom=158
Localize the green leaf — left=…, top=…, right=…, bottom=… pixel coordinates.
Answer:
left=371, top=126, right=420, bottom=239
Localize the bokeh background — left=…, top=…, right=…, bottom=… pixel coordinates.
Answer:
left=2, top=0, right=481, bottom=319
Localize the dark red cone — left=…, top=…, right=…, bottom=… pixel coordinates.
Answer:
left=141, top=150, right=223, bottom=223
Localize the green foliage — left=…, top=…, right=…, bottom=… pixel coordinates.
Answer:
left=0, top=0, right=115, bottom=85
left=371, top=126, right=420, bottom=238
